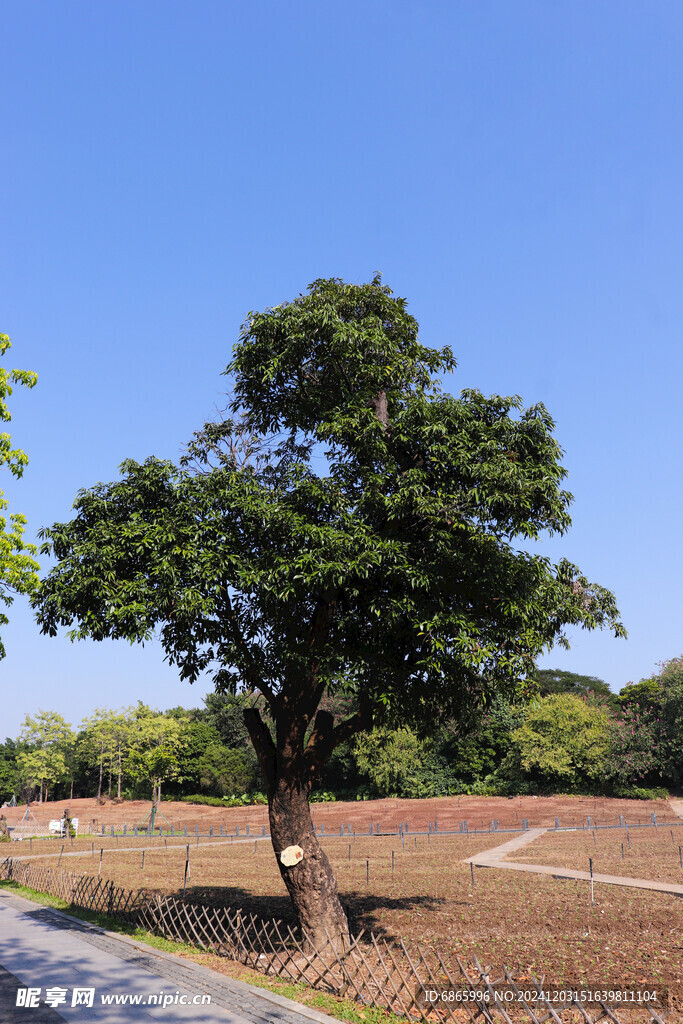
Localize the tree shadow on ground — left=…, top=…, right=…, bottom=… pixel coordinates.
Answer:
left=166, top=884, right=448, bottom=940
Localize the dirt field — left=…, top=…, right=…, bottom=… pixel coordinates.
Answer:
left=506, top=823, right=683, bottom=884
left=9, top=828, right=683, bottom=1002
left=3, top=792, right=679, bottom=835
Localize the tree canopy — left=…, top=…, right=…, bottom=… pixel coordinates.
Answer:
left=533, top=667, right=613, bottom=701
left=33, top=277, right=624, bottom=945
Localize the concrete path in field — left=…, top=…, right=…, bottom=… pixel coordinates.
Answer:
left=0, top=888, right=339, bottom=1024
left=669, top=798, right=683, bottom=820
left=462, top=827, right=683, bottom=897
left=7, top=836, right=272, bottom=866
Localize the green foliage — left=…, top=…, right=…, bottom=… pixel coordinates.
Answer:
left=612, top=785, right=669, bottom=801
left=533, top=668, right=614, bottom=703
left=198, top=744, right=256, bottom=796
left=617, top=658, right=683, bottom=788
left=617, top=678, right=663, bottom=711
left=77, top=707, right=133, bottom=799
left=180, top=792, right=267, bottom=807
left=506, top=693, right=612, bottom=791
left=650, top=657, right=683, bottom=786
left=0, top=334, right=39, bottom=659
left=437, top=694, right=522, bottom=785
left=123, top=703, right=184, bottom=802
left=0, top=737, right=28, bottom=803
left=202, top=692, right=256, bottom=749
left=354, top=727, right=424, bottom=798
left=16, top=711, right=74, bottom=802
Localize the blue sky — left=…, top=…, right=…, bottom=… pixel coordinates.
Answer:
left=1, top=1, right=682, bottom=737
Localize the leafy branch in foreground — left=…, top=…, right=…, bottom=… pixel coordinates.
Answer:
left=0, top=333, right=39, bottom=658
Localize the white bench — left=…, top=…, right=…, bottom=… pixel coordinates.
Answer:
left=48, top=817, right=79, bottom=837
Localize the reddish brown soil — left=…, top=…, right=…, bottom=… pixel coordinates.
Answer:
left=2, top=793, right=678, bottom=835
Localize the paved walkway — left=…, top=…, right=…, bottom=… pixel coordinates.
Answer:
left=463, top=828, right=683, bottom=896
left=9, top=837, right=271, bottom=866
left=669, top=798, right=683, bottom=820
left=0, top=889, right=339, bottom=1024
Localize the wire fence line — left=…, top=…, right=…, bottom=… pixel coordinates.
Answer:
left=7, top=815, right=683, bottom=842
left=0, top=855, right=671, bottom=1023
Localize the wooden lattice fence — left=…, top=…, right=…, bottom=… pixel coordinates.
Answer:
left=0, top=857, right=669, bottom=1023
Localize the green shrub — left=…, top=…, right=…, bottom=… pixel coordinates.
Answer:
left=507, top=694, right=611, bottom=791
left=612, top=785, right=669, bottom=801
left=180, top=792, right=267, bottom=807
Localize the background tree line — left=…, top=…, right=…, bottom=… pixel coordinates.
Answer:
left=1, top=657, right=681, bottom=806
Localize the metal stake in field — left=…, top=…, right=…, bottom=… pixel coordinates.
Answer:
left=57, top=844, right=64, bottom=868
left=98, top=848, right=103, bottom=878
left=183, top=844, right=190, bottom=893
left=589, top=857, right=594, bottom=905
left=470, top=862, right=475, bottom=888
left=366, top=859, right=369, bottom=885
left=392, top=849, right=395, bottom=873
left=141, top=849, right=145, bottom=869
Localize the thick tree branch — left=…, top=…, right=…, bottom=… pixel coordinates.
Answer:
left=299, top=591, right=338, bottom=720
left=221, top=587, right=277, bottom=710
left=304, top=701, right=372, bottom=778
left=243, top=708, right=276, bottom=790
left=370, top=390, right=388, bottom=428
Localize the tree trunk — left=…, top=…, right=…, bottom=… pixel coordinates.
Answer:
left=117, top=745, right=122, bottom=799
left=97, top=750, right=103, bottom=800
left=268, top=767, right=349, bottom=953
left=243, top=671, right=365, bottom=954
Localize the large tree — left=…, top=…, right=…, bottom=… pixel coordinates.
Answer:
left=33, top=277, right=623, bottom=948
